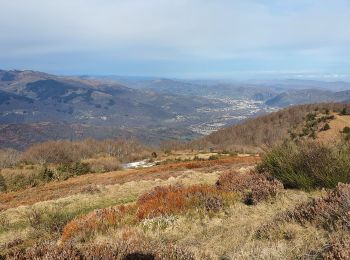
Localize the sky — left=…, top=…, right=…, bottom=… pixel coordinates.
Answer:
left=0, top=0, right=350, bottom=79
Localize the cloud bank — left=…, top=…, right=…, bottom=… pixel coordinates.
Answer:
left=0, top=0, right=349, bottom=78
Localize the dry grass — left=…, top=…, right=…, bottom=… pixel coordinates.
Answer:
left=0, top=167, right=222, bottom=249
left=60, top=183, right=239, bottom=243
left=317, top=114, right=350, bottom=143
left=93, top=189, right=324, bottom=259
left=0, top=155, right=258, bottom=211
left=1, top=153, right=338, bottom=259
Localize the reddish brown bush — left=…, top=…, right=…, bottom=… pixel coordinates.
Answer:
left=62, top=183, right=238, bottom=243
left=216, top=170, right=283, bottom=205
left=256, top=183, right=350, bottom=240
left=136, top=184, right=236, bottom=220
left=318, top=235, right=350, bottom=260
left=61, top=204, right=137, bottom=243
left=284, top=183, right=350, bottom=231
left=302, top=234, right=350, bottom=260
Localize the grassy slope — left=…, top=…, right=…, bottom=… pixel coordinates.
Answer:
left=0, top=153, right=329, bottom=259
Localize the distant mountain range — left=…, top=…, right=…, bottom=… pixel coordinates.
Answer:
left=1, top=69, right=350, bottom=149
left=0, top=70, right=221, bottom=148
left=90, top=76, right=350, bottom=106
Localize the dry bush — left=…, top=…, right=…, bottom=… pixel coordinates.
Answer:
left=0, top=148, right=21, bottom=168
left=21, top=138, right=150, bottom=165
left=7, top=237, right=196, bottom=260
left=61, top=183, right=239, bottom=243
left=256, top=183, right=350, bottom=241
left=83, top=156, right=121, bottom=173
left=61, top=204, right=137, bottom=243
left=283, top=183, right=350, bottom=231
left=311, top=234, right=350, bottom=260
left=136, top=184, right=237, bottom=220
left=21, top=140, right=82, bottom=164
left=216, top=170, right=283, bottom=205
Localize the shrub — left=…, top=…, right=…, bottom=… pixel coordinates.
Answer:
left=21, top=138, right=150, bottom=165
left=56, top=162, right=90, bottom=177
left=38, top=167, right=55, bottom=181
left=208, top=155, right=219, bottom=160
left=258, top=141, right=350, bottom=190
left=26, top=207, right=78, bottom=235
left=216, top=171, right=283, bottom=205
left=313, top=234, right=350, bottom=259
left=83, top=156, right=121, bottom=173
left=257, top=183, right=350, bottom=241
left=0, top=149, right=21, bottom=168
left=62, top=184, right=238, bottom=243
left=342, top=126, right=350, bottom=134
left=283, top=183, right=350, bottom=231
left=21, top=141, right=80, bottom=164
left=0, top=173, right=7, bottom=192
left=7, top=239, right=196, bottom=260
left=340, top=108, right=348, bottom=115
left=61, top=204, right=137, bottom=243
left=136, top=184, right=236, bottom=220
left=321, top=123, right=330, bottom=131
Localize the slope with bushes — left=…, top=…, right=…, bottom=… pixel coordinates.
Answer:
left=186, top=102, right=350, bottom=152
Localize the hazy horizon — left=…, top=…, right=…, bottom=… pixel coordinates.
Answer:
left=1, top=0, right=350, bottom=79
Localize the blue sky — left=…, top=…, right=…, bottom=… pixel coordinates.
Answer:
left=1, top=0, right=349, bottom=79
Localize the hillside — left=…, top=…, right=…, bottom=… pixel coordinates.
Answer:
left=265, top=89, right=350, bottom=107
left=1, top=142, right=350, bottom=259
left=0, top=70, right=230, bottom=148
left=187, top=102, right=350, bottom=152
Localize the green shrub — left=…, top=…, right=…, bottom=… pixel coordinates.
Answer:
left=305, top=113, right=316, bottom=121
left=258, top=141, right=350, bottom=190
left=208, top=155, right=219, bottom=160
left=0, top=173, right=7, bottom=192
left=321, top=123, right=330, bottom=131
left=342, top=127, right=350, bottom=134
left=38, top=167, right=55, bottom=181
left=57, top=162, right=90, bottom=177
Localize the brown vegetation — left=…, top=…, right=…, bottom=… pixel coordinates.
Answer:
left=0, top=155, right=257, bottom=210
left=216, top=170, right=283, bottom=205
left=136, top=184, right=237, bottom=220
left=185, top=103, right=350, bottom=152
left=7, top=233, right=197, bottom=260
left=0, top=148, right=21, bottom=168
left=256, top=183, right=350, bottom=241
left=21, top=138, right=150, bottom=164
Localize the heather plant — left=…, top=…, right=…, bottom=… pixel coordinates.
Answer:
left=258, top=141, right=350, bottom=190
left=256, top=183, right=350, bottom=241
left=216, top=170, right=283, bottom=205
left=136, top=184, right=237, bottom=220
left=6, top=238, right=197, bottom=260
left=311, top=234, right=350, bottom=259
left=61, top=183, right=239, bottom=243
